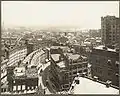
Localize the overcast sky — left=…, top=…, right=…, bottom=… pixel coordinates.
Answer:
left=1, top=1, right=119, bottom=29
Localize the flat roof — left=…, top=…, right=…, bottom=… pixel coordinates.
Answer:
left=57, top=61, right=65, bottom=68
left=64, top=53, right=80, bottom=60
left=64, top=53, right=87, bottom=61
left=51, top=54, right=66, bottom=68
left=51, top=54, right=60, bottom=62
left=94, top=45, right=116, bottom=52
left=73, top=77, right=119, bottom=94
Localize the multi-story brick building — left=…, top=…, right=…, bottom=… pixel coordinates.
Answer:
left=89, top=45, right=119, bottom=87
left=47, top=46, right=89, bottom=92
left=6, top=66, right=38, bottom=93
left=7, top=46, right=27, bottom=66
left=101, top=16, right=120, bottom=45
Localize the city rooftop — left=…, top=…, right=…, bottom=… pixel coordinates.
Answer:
left=73, top=77, right=119, bottom=94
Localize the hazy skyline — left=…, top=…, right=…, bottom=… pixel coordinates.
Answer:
left=2, top=1, right=119, bottom=29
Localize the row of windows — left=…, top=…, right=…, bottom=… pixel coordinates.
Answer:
left=8, top=57, right=25, bottom=66
left=70, top=64, right=87, bottom=69
left=69, top=69, right=87, bottom=75
left=9, top=56, right=25, bottom=64
left=9, top=54, right=26, bottom=62
left=94, top=67, right=118, bottom=77
left=10, top=51, right=27, bottom=59
left=90, top=58, right=119, bottom=67
left=13, top=85, right=36, bottom=91
left=1, top=85, right=38, bottom=92
left=9, top=50, right=27, bottom=62
left=102, top=24, right=120, bottom=28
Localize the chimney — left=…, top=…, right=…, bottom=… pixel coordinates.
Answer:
left=93, top=76, right=98, bottom=81
left=106, top=80, right=112, bottom=88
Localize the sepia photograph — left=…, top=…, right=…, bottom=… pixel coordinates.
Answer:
left=1, top=1, right=119, bottom=95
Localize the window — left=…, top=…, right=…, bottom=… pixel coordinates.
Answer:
left=96, top=59, right=100, bottom=64
left=84, top=69, right=87, bottom=72
left=94, top=67, right=97, bottom=72
left=78, top=70, right=82, bottom=73
left=72, top=65, right=76, bottom=69
left=82, top=64, right=86, bottom=68
left=112, top=25, right=115, bottom=28
left=64, top=73, right=68, bottom=80
left=95, top=67, right=102, bottom=75
left=98, top=68, right=102, bottom=74
left=78, top=65, right=82, bottom=68
left=108, top=70, right=112, bottom=76
left=115, top=73, right=119, bottom=77
left=107, top=59, right=112, bottom=66
left=115, top=61, right=119, bottom=67
left=73, top=71, right=77, bottom=74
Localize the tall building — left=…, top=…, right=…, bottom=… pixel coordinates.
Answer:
left=101, top=16, right=120, bottom=45
left=89, top=45, right=119, bottom=87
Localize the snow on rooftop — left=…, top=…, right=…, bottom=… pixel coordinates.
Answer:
left=96, top=40, right=101, bottom=43
left=57, top=61, right=65, bottom=68
left=84, top=41, right=91, bottom=45
left=94, top=45, right=116, bottom=52
left=73, top=77, right=119, bottom=94
left=65, top=53, right=80, bottom=60
left=51, top=54, right=60, bottom=62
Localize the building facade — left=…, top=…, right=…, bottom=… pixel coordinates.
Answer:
left=7, top=47, right=27, bottom=66
left=47, top=46, right=90, bottom=92
left=5, top=66, right=38, bottom=93
left=101, top=16, right=120, bottom=45
left=89, top=45, right=119, bottom=87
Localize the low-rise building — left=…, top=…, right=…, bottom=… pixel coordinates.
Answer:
left=6, top=66, right=38, bottom=93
